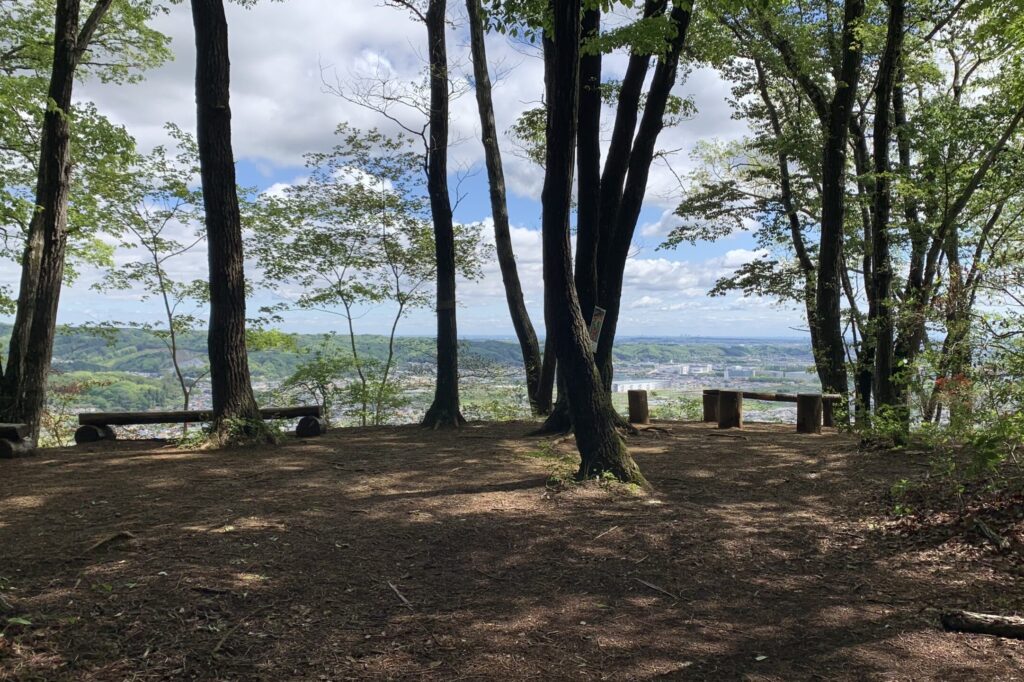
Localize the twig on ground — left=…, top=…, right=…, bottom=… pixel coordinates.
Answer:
left=389, top=581, right=413, bottom=609
left=594, top=525, right=621, bottom=541
left=213, top=605, right=271, bottom=654
left=81, top=530, right=136, bottom=555
left=633, top=577, right=679, bottom=600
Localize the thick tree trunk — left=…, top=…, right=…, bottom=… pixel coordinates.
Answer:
left=870, top=0, right=905, bottom=414
left=542, top=0, right=645, bottom=486
left=421, top=0, right=464, bottom=429
left=0, top=0, right=87, bottom=444
left=466, top=0, right=544, bottom=414
left=191, top=0, right=261, bottom=436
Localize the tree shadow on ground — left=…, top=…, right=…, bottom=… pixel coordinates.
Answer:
left=1, top=421, right=1022, bottom=679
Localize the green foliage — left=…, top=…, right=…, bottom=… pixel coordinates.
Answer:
left=462, top=384, right=533, bottom=421
left=649, top=394, right=702, bottom=421
left=40, top=373, right=112, bottom=447
left=0, top=0, right=172, bottom=310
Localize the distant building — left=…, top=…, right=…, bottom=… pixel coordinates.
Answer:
left=611, top=379, right=669, bottom=393
left=724, top=367, right=755, bottom=379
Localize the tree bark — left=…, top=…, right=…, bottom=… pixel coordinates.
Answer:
left=466, top=0, right=544, bottom=414
left=574, top=6, right=602, bottom=326
left=191, top=0, right=261, bottom=436
left=815, top=0, right=865, bottom=400
left=0, top=0, right=110, bottom=444
left=542, top=0, right=645, bottom=486
left=870, top=0, right=905, bottom=414
left=763, top=0, right=866, bottom=407
left=421, top=0, right=464, bottom=429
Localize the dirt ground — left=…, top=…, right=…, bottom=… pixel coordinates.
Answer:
left=1, top=421, right=1022, bottom=680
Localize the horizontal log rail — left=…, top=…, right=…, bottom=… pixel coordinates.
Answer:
left=78, top=405, right=322, bottom=427
left=0, top=423, right=30, bottom=440
left=702, top=388, right=843, bottom=432
left=75, top=406, right=326, bottom=445
left=736, top=391, right=842, bottom=403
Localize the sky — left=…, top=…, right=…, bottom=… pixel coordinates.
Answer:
left=11, top=0, right=811, bottom=340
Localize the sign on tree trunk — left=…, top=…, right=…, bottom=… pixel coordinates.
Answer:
left=588, top=306, right=606, bottom=351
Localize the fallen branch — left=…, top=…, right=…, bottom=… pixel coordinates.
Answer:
left=974, top=519, right=1011, bottom=552
left=706, top=432, right=749, bottom=441
left=941, top=610, right=1024, bottom=639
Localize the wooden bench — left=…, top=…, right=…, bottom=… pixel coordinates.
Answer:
left=75, top=406, right=326, bottom=444
left=702, top=389, right=841, bottom=433
left=0, top=423, right=32, bottom=458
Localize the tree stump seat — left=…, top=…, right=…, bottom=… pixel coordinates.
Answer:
left=702, top=389, right=842, bottom=433
left=74, top=406, right=326, bottom=444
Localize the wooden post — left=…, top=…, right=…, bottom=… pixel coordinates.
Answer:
left=75, top=424, right=111, bottom=444
left=717, top=390, right=742, bottom=429
left=822, top=399, right=835, bottom=427
left=296, top=415, right=327, bottom=438
left=627, top=390, right=650, bottom=424
left=702, top=389, right=719, bottom=422
left=796, top=394, right=823, bottom=434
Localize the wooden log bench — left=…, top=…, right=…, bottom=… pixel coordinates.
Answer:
left=75, top=406, right=326, bottom=445
left=0, top=423, right=33, bottom=459
left=703, top=389, right=842, bottom=433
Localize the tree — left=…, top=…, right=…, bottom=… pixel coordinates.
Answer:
left=0, top=0, right=170, bottom=442
left=664, top=0, right=1024, bottom=432
left=94, top=125, right=210, bottom=413
left=251, top=126, right=486, bottom=426
left=419, top=0, right=465, bottom=428
left=495, top=0, right=695, bottom=434
left=542, top=0, right=646, bottom=485
left=190, top=0, right=261, bottom=438
left=466, top=0, right=548, bottom=415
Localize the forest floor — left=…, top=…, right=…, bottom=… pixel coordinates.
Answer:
left=1, top=421, right=1023, bottom=680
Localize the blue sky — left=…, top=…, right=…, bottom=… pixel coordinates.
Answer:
left=3, top=0, right=810, bottom=340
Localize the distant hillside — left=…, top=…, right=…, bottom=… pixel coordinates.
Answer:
left=0, top=324, right=813, bottom=380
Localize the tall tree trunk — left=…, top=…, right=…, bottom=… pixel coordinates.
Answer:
left=0, top=0, right=112, bottom=443
left=574, top=6, right=602, bottom=326
left=466, top=0, right=544, bottom=414
left=814, top=0, right=865, bottom=400
left=543, top=0, right=645, bottom=486
left=595, top=2, right=692, bottom=387
left=421, top=0, right=464, bottom=429
left=870, top=0, right=905, bottom=415
left=752, top=59, right=826, bottom=391
left=191, top=0, right=261, bottom=436
left=850, top=118, right=875, bottom=421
